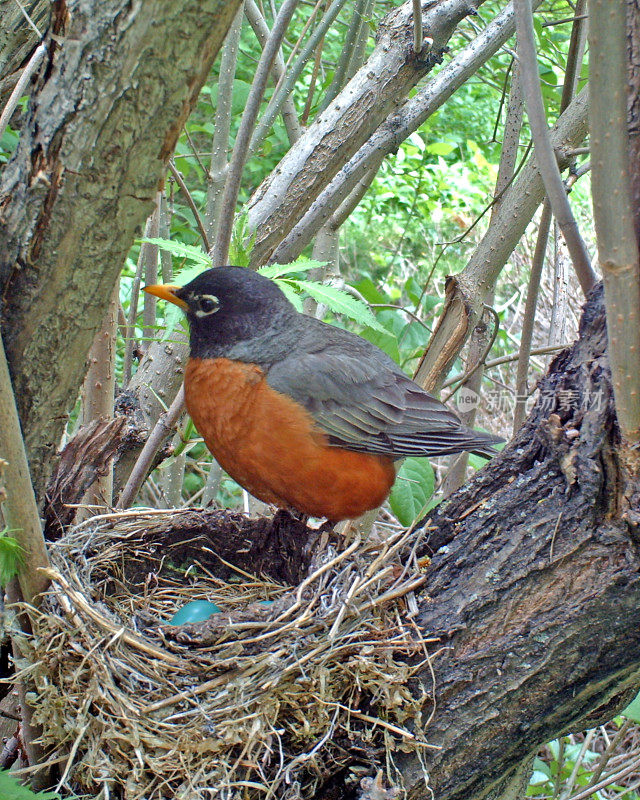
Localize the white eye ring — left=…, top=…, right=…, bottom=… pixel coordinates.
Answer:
left=195, top=294, right=219, bottom=317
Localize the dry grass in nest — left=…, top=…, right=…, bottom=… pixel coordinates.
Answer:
left=11, top=508, right=437, bottom=799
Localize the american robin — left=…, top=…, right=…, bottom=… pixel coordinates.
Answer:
left=144, top=267, right=502, bottom=521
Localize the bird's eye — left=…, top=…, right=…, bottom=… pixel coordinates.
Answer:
left=198, top=295, right=219, bottom=315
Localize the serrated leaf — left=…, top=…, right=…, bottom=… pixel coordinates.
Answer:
left=259, top=259, right=327, bottom=279
left=276, top=281, right=304, bottom=311
left=389, top=458, right=435, bottom=527
left=289, top=280, right=387, bottom=333
left=138, top=238, right=211, bottom=267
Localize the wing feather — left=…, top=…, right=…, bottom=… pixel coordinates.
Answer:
left=266, top=340, right=501, bottom=458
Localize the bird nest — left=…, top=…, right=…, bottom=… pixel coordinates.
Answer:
left=11, top=508, right=437, bottom=799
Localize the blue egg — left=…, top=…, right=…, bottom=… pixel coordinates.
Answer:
left=168, top=600, right=221, bottom=625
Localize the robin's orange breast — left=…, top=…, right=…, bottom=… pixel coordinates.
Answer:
left=184, top=357, right=396, bottom=521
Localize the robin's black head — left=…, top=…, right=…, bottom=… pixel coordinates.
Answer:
left=144, top=266, right=298, bottom=363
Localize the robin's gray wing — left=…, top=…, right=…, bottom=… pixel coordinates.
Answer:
left=266, top=344, right=501, bottom=458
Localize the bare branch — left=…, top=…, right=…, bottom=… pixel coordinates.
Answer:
left=513, top=201, right=552, bottom=432
left=80, top=279, right=119, bottom=509
left=588, top=0, right=640, bottom=443
left=412, top=0, right=423, bottom=53
left=0, top=333, right=50, bottom=605
left=268, top=0, right=538, bottom=266
left=244, top=0, right=302, bottom=147
left=117, top=386, right=185, bottom=509
left=0, top=41, right=45, bottom=141
left=205, top=3, right=244, bottom=245
left=169, top=161, right=211, bottom=251
left=248, top=0, right=489, bottom=267
left=211, top=0, right=301, bottom=265
left=247, top=0, right=350, bottom=161
left=514, top=0, right=596, bottom=295
left=318, top=0, right=369, bottom=111
left=414, top=88, right=588, bottom=391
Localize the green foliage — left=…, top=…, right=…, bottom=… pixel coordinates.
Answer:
left=0, top=529, right=24, bottom=588
left=388, top=458, right=435, bottom=527
left=622, top=690, right=640, bottom=724
left=0, top=771, right=64, bottom=800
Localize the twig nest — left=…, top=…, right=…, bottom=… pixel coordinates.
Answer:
left=15, top=508, right=435, bottom=799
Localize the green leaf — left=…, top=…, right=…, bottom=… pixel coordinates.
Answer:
left=275, top=281, right=304, bottom=311
left=622, top=690, right=640, bottom=722
left=353, top=277, right=387, bottom=305
left=209, top=79, right=252, bottom=116
left=359, top=326, right=400, bottom=363
left=288, top=280, right=387, bottom=333
left=426, top=141, right=457, bottom=156
left=0, top=770, right=63, bottom=799
left=258, top=259, right=327, bottom=279
left=529, top=770, right=552, bottom=787
left=389, top=458, right=435, bottom=527
left=0, top=531, right=24, bottom=587
left=138, top=238, right=211, bottom=267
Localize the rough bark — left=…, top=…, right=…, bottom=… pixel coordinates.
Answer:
left=0, top=0, right=49, bottom=105
left=246, top=0, right=485, bottom=266
left=0, top=0, right=242, bottom=502
left=112, top=327, right=189, bottom=496
left=398, top=284, right=640, bottom=798
left=44, top=417, right=128, bottom=540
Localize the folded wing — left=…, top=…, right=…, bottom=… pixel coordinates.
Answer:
left=266, top=340, right=502, bottom=458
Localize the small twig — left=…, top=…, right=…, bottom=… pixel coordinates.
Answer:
left=117, top=385, right=185, bottom=509
left=560, top=729, right=595, bottom=800
left=0, top=42, right=46, bottom=142
left=513, top=200, right=552, bottom=432
left=11, top=0, right=43, bottom=37
left=567, top=756, right=640, bottom=800
left=441, top=344, right=568, bottom=387
left=412, top=0, right=423, bottom=53
left=586, top=717, right=633, bottom=789
left=169, top=161, right=210, bottom=251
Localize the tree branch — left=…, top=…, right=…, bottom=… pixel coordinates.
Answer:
left=0, top=332, right=50, bottom=605
left=588, top=0, right=640, bottom=444
left=267, top=0, right=540, bottom=267
left=211, top=0, right=301, bottom=265
left=248, top=0, right=487, bottom=266
left=514, top=0, right=596, bottom=295
left=413, top=87, right=588, bottom=391
left=0, top=0, right=242, bottom=501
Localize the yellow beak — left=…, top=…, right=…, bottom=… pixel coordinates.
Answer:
left=142, top=283, right=188, bottom=311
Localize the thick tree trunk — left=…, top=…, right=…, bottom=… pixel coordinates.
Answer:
left=399, top=285, right=640, bottom=798
left=0, top=0, right=242, bottom=501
